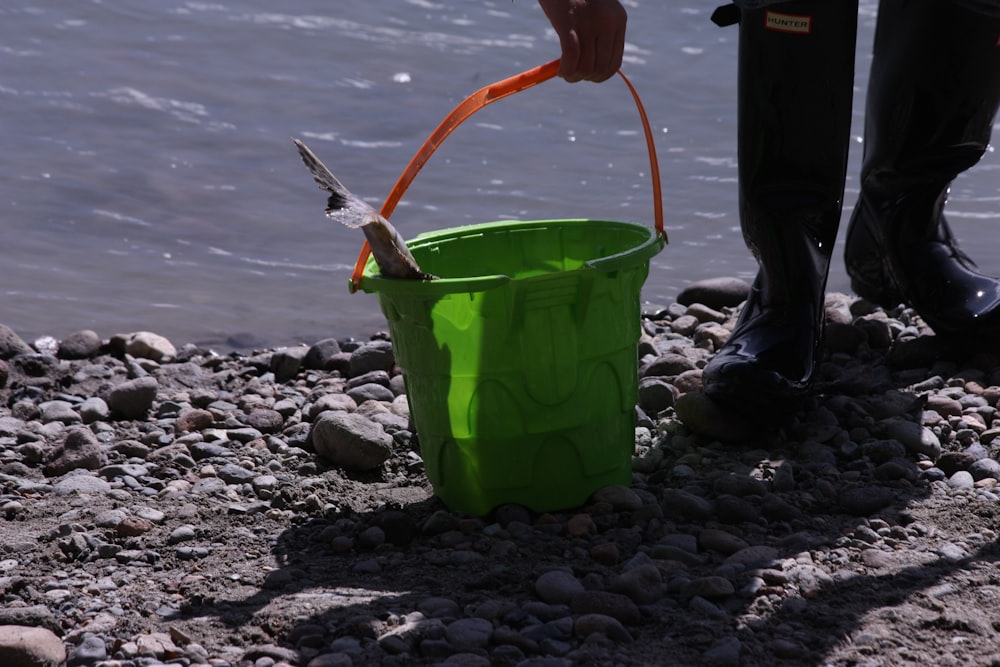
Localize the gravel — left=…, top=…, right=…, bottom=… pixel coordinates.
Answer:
left=2, top=280, right=1000, bottom=665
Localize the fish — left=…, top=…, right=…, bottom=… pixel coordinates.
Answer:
left=293, top=138, right=434, bottom=281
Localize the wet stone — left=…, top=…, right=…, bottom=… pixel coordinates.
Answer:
left=58, top=329, right=102, bottom=360
left=676, top=277, right=750, bottom=310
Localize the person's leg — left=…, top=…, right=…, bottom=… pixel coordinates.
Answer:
left=702, top=0, right=858, bottom=417
left=844, top=0, right=1000, bottom=336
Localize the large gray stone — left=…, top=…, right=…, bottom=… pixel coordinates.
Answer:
left=304, top=338, right=342, bottom=370
left=676, top=277, right=751, bottom=310
left=270, top=346, right=309, bottom=382
left=349, top=340, right=395, bottom=377
left=118, top=331, right=176, bottom=362
left=0, top=325, right=33, bottom=359
left=0, top=625, right=66, bottom=667
left=43, top=428, right=104, bottom=477
left=58, top=329, right=102, bottom=359
left=311, top=411, right=393, bottom=471
left=107, top=376, right=159, bottom=419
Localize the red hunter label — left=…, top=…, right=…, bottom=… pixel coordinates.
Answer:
left=765, top=11, right=813, bottom=34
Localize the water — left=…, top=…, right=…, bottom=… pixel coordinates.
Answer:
left=4, top=1, right=999, bottom=350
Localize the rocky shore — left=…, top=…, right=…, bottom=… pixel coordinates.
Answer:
left=3, top=278, right=1000, bottom=666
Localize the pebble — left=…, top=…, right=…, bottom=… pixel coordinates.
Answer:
left=346, top=382, right=395, bottom=405
left=68, top=634, right=109, bottom=666
left=79, top=396, right=110, bottom=423
left=948, top=470, right=976, bottom=490
left=166, top=525, right=197, bottom=546
left=117, top=331, right=176, bottom=362
left=43, top=428, right=103, bottom=477
left=610, top=563, right=663, bottom=605
left=676, top=277, right=750, bottom=310
left=303, top=338, right=342, bottom=370
left=0, top=324, right=34, bottom=358
left=661, top=488, right=714, bottom=521
left=573, top=613, right=633, bottom=643
left=106, top=376, right=159, bottom=419
left=349, top=340, right=395, bottom=376
left=569, top=591, right=641, bottom=625
left=270, top=346, right=309, bottom=382
left=58, top=330, right=102, bottom=360
left=698, top=528, right=749, bottom=555
left=53, top=472, right=112, bottom=496
left=444, top=617, right=493, bottom=651
left=535, top=570, right=584, bottom=606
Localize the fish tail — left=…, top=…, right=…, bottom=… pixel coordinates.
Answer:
left=293, top=138, right=371, bottom=228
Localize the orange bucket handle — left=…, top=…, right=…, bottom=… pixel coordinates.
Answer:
left=349, top=58, right=666, bottom=293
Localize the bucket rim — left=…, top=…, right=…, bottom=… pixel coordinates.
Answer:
left=357, top=218, right=664, bottom=296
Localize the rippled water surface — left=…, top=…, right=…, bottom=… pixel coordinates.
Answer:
left=4, top=1, right=999, bottom=349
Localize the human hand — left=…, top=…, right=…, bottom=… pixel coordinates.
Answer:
left=537, top=0, right=627, bottom=82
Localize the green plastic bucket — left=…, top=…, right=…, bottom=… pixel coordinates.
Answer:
left=360, top=218, right=664, bottom=515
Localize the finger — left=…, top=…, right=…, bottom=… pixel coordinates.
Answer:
left=589, top=20, right=625, bottom=82
left=574, top=38, right=597, bottom=82
left=556, top=31, right=585, bottom=82
left=588, top=35, right=617, bottom=82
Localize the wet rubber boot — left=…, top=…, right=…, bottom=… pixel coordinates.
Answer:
left=702, top=0, right=857, bottom=419
left=844, top=0, right=1000, bottom=337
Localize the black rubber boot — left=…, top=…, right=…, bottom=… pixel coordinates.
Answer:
left=703, top=0, right=857, bottom=418
left=844, top=0, right=1000, bottom=338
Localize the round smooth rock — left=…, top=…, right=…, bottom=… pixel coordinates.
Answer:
left=311, top=411, right=393, bottom=471
left=349, top=340, right=395, bottom=377
left=121, top=331, right=176, bottom=362
left=535, top=570, right=584, bottom=605
left=58, top=330, right=102, bottom=359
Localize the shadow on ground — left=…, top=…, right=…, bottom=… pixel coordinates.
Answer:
left=184, top=333, right=1000, bottom=665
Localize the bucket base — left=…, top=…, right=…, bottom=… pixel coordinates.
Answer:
left=420, top=411, right=635, bottom=516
